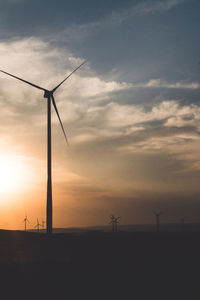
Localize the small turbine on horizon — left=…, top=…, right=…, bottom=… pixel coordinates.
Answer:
left=34, top=218, right=42, bottom=233
left=23, top=212, right=30, bottom=232
left=114, top=216, right=120, bottom=233
left=42, top=219, right=46, bottom=230
left=153, top=211, right=163, bottom=233
left=109, top=214, right=120, bottom=233
left=0, top=61, right=86, bottom=234
left=109, top=214, right=115, bottom=233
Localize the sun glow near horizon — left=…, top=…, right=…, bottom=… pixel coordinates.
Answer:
left=0, top=154, right=34, bottom=197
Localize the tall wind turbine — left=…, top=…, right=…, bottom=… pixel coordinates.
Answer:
left=0, top=61, right=86, bottom=234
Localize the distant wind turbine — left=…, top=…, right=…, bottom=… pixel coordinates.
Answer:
left=34, top=218, right=42, bottom=233
left=23, top=212, right=30, bottom=232
left=114, top=216, right=120, bottom=233
left=153, top=211, right=163, bottom=233
left=0, top=61, right=86, bottom=234
left=109, top=214, right=116, bottom=233
left=42, top=219, right=46, bottom=230
left=109, top=214, right=120, bottom=233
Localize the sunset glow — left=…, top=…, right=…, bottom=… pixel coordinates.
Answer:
left=0, top=155, right=31, bottom=196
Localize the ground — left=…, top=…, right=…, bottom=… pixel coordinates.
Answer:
left=0, top=230, right=199, bottom=299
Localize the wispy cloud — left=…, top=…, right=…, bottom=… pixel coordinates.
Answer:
left=63, top=0, right=187, bottom=40
left=134, top=78, right=200, bottom=89
left=105, top=0, right=187, bottom=26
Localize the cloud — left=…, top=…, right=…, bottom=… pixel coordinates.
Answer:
left=106, top=0, right=186, bottom=26
left=63, top=0, right=187, bottom=40
left=140, top=79, right=200, bottom=89
left=0, top=38, right=198, bottom=169
left=0, top=36, right=129, bottom=111
left=72, top=100, right=199, bottom=132
left=67, top=99, right=200, bottom=186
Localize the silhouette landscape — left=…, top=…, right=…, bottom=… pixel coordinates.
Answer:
left=0, top=225, right=200, bottom=299
left=0, top=0, right=200, bottom=299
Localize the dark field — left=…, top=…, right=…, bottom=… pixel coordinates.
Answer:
left=0, top=230, right=200, bottom=299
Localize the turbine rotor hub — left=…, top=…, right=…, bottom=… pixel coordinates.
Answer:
left=44, top=90, right=53, bottom=98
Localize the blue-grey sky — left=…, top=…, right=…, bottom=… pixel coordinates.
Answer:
left=0, top=0, right=200, bottom=229
left=1, top=0, right=200, bottom=79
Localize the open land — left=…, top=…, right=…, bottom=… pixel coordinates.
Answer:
left=0, top=229, right=199, bottom=299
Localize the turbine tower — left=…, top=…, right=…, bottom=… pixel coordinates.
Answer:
left=153, top=211, right=163, bottom=233
left=109, top=214, right=116, bottom=233
left=0, top=62, right=86, bottom=234
left=23, top=212, right=30, bottom=232
left=114, top=216, right=120, bottom=233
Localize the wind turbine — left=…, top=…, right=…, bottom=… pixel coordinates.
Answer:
left=23, top=212, right=30, bottom=232
left=34, top=218, right=42, bottom=233
left=109, top=214, right=120, bottom=233
left=42, top=219, right=46, bottom=230
left=153, top=211, right=163, bottom=233
left=0, top=61, right=86, bottom=234
left=114, top=216, right=120, bottom=233
left=109, top=214, right=116, bottom=233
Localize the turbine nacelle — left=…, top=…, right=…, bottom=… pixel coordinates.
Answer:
left=44, top=90, right=53, bottom=99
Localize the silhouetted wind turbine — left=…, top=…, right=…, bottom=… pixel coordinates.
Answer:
left=35, top=218, right=42, bottom=233
left=23, top=212, right=30, bottom=232
left=114, top=216, right=120, bottom=233
left=0, top=61, right=86, bottom=234
left=153, top=211, right=163, bottom=233
left=109, top=214, right=116, bottom=233
left=42, top=219, right=46, bottom=230
left=109, top=214, right=120, bottom=233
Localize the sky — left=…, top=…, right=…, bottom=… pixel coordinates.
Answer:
left=0, top=0, right=200, bottom=229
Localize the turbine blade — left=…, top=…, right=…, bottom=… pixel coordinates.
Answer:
left=51, top=95, right=69, bottom=145
left=51, top=61, right=86, bottom=93
left=0, top=70, right=46, bottom=91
